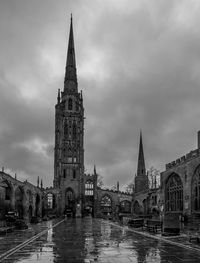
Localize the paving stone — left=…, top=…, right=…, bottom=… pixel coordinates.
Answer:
left=1, top=218, right=200, bottom=262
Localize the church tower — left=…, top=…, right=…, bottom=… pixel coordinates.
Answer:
left=135, top=131, right=149, bottom=193
left=54, top=16, right=84, bottom=215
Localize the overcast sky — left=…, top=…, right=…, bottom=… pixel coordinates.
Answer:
left=0, top=0, right=200, bottom=190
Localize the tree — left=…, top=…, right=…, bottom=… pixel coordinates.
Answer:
left=125, top=182, right=134, bottom=194
left=97, top=174, right=104, bottom=188
left=147, top=166, right=160, bottom=189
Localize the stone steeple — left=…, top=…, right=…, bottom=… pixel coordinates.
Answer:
left=64, top=14, right=77, bottom=93
left=54, top=15, right=84, bottom=216
left=135, top=131, right=148, bottom=193
left=137, top=131, right=146, bottom=177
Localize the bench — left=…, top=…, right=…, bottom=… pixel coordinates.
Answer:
left=189, top=235, right=200, bottom=243
left=0, top=221, right=15, bottom=235
left=146, top=220, right=163, bottom=233
left=128, top=219, right=144, bottom=228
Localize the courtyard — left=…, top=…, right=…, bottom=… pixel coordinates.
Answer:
left=0, top=218, right=200, bottom=262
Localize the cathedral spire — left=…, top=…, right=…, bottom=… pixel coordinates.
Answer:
left=64, top=14, right=77, bottom=92
left=137, top=131, right=146, bottom=177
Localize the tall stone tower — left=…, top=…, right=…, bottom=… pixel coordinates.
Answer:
left=135, top=131, right=149, bottom=193
left=54, top=16, right=84, bottom=215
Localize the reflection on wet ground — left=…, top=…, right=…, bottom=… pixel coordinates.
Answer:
left=2, top=217, right=200, bottom=262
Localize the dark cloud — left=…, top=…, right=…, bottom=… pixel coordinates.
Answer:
left=0, top=0, right=200, bottom=189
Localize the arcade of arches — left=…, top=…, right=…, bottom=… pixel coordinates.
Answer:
left=0, top=172, right=42, bottom=220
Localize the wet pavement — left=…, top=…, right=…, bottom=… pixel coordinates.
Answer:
left=1, top=217, right=200, bottom=262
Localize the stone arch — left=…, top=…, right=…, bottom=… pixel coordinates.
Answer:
left=142, top=199, right=148, bottom=214
left=191, top=165, right=200, bottom=211
left=1, top=179, right=14, bottom=213
left=165, top=173, right=183, bottom=212
left=133, top=200, right=140, bottom=214
left=119, top=200, right=131, bottom=213
left=15, top=186, right=24, bottom=218
left=65, top=187, right=75, bottom=215
left=100, top=194, right=112, bottom=216
left=35, top=193, right=40, bottom=217
left=28, top=204, right=33, bottom=218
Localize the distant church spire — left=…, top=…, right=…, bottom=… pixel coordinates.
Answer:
left=135, top=131, right=148, bottom=193
left=64, top=14, right=77, bottom=92
left=137, top=131, right=146, bottom=176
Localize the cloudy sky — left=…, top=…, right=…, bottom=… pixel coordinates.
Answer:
left=0, top=0, right=200, bottom=190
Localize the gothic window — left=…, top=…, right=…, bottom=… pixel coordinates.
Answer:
left=72, top=122, right=76, bottom=140
left=100, top=195, right=112, bottom=215
left=73, top=169, right=76, bottom=179
left=192, top=165, right=200, bottom=211
left=133, top=200, right=140, bottom=214
left=120, top=200, right=131, bottom=213
left=68, top=98, right=73, bottom=110
left=85, top=180, right=93, bottom=196
left=5, top=183, right=11, bottom=200
left=76, top=101, right=79, bottom=111
left=63, top=169, right=66, bottom=178
left=165, top=173, right=183, bottom=212
left=47, top=193, right=53, bottom=209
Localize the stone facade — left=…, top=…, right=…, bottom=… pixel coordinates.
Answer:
left=161, top=135, right=200, bottom=220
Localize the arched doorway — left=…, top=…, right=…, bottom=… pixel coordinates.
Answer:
left=192, top=165, right=200, bottom=211
left=133, top=200, right=140, bottom=214
left=2, top=180, right=13, bottom=214
left=15, top=186, right=24, bottom=218
left=28, top=205, right=33, bottom=218
left=65, top=188, right=75, bottom=217
left=165, top=173, right=183, bottom=212
left=100, top=195, right=112, bottom=217
left=119, top=200, right=131, bottom=213
left=143, top=199, right=148, bottom=214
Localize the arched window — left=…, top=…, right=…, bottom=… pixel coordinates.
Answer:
left=100, top=195, right=112, bottom=215
left=192, top=165, right=200, bottom=211
left=68, top=98, right=73, bottom=110
left=120, top=200, right=131, bottom=213
left=47, top=193, right=53, bottom=209
left=133, top=200, right=140, bottom=214
left=165, top=173, right=183, bottom=212
left=85, top=180, right=93, bottom=196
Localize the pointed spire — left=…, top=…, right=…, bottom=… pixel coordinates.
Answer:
left=137, top=131, right=146, bottom=177
left=64, top=14, right=77, bottom=92
left=94, top=164, right=96, bottom=175
left=37, top=176, right=39, bottom=187
left=40, top=179, right=43, bottom=189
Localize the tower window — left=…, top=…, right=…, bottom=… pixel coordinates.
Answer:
left=73, top=169, right=76, bottom=179
left=68, top=98, right=73, bottom=110
left=63, top=169, right=66, bottom=178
